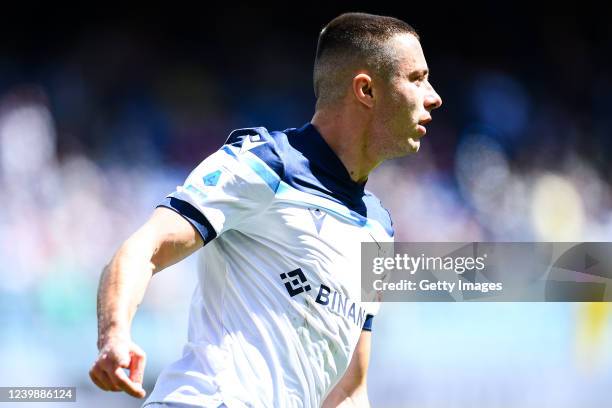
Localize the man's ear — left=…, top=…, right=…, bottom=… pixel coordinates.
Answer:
left=352, top=73, right=375, bottom=108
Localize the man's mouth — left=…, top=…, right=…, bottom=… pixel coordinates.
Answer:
left=416, top=117, right=432, bottom=136
left=418, top=116, right=432, bottom=126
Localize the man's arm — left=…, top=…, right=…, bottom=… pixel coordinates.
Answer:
left=89, top=207, right=204, bottom=398
left=322, top=331, right=373, bottom=408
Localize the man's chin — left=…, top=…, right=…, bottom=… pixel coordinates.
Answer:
left=407, top=138, right=420, bottom=153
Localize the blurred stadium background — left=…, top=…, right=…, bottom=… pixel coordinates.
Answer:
left=0, top=4, right=610, bottom=407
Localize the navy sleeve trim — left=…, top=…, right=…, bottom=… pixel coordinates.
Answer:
left=362, top=314, right=374, bottom=331
left=157, top=197, right=217, bottom=244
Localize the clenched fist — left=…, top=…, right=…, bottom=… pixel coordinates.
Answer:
left=89, top=335, right=147, bottom=398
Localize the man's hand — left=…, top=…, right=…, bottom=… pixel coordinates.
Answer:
left=89, top=335, right=147, bottom=398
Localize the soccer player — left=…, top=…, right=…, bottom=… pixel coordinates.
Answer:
left=90, top=12, right=442, bottom=407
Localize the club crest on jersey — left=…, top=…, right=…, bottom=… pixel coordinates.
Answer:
left=308, top=208, right=327, bottom=234
left=280, top=268, right=311, bottom=297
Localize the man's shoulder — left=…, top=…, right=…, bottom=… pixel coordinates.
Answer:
left=224, top=126, right=296, bottom=179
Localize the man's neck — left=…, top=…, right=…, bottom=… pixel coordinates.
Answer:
left=311, top=109, right=381, bottom=184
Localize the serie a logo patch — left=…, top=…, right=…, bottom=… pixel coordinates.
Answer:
left=203, top=170, right=222, bottom=186
left=279, top=268, right=311, bottom=297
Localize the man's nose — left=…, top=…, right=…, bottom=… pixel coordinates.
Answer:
left=424, top=87, right=442, bottom=111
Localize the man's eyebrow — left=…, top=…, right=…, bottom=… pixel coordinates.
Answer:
left=408, top=69, right=429, bottom=79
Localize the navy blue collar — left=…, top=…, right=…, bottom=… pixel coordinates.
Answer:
left=289, top=123, right=366, bottom=191
left=284, top=123, right=367, bottom=212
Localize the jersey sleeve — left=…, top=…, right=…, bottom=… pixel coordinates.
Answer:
left=158, top=131, right=282, bottom=243
left=361, top=301, right=381, bottom=331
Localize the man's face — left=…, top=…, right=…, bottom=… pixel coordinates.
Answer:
left=373, top=33, right=442, bottom=157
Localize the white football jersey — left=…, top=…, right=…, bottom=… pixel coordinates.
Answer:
left=143, top=123, right=394, bottom=408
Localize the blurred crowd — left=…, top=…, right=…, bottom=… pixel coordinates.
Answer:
left=0, top=7, right=610, bottom=407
